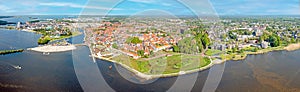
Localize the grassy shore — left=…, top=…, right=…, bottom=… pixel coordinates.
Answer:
left=93, top=53, right=213, bottom=80
left=0, top=49, right=24, bottom=55
left=49, top=31, right=82, bottom=42
left=220, top=43, right=300, bottom=62
left=111, top=54, right=211, bottom=74
left=38, top=31, right=82, bottom=44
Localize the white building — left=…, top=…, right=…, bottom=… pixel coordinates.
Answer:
left=16, top=22, right=21, bottom=28
left=261, top=41, right=269, bottom=49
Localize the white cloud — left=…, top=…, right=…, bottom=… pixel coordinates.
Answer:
left=0, top=5, right=11, bottom=11
left=39, top=2, right=122, bottom=10
left=0, top=5, right=17, bottom=13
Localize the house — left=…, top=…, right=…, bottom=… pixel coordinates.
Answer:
left=261, top=41, right=269, bottom=49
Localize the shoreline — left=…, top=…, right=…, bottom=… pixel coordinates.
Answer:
left=92, top=54, right=214, bottom=80
left=48, top=31, right=82, bottom=43
left=1, top=28, right=82, bottom=43
left=90, top=42, right=300, bottom=80
left=0, top=28, right=36, bottom=33
left=219, top=43, right=300, bottom=63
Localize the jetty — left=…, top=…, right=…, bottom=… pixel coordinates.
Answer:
left=0, top=49, right=24, bottom=55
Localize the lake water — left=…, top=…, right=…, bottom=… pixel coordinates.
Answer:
left=1, top=29, right=300, bottom=92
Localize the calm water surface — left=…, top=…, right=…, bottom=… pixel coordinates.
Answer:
left=1, top=29, right=300, bottom=92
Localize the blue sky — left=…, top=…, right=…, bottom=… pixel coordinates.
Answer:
left=0, top=0, right=299, bottom=15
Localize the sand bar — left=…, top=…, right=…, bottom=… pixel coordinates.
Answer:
left=29, top=45, right=76, bottom=53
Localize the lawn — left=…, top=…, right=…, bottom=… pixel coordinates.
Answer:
left=112, top=54, right=211, bottom=74
left=49, top=31, right=81, bottom=42
left=205, top=49, right=222, bottom=56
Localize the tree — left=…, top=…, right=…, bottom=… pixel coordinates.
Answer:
left=150, top=51, right=154, bottom=55
left=253, top=47, right=258, bottom=52
left=232, top=47, right=238, bottom=53
left=269, top=34, right=281, bottom=47
left=38, top=36, right=51, bottom=44
left=266, top=27, right=272, bottom=31
left=291, top=37, right=296, bottom=43
left=131, top=37, right=142, bottom=44
left=137, top=50, right=144, bottom=56
left=173, top=46, right=180, bottom=52
left=260, top=33, right=269, bottom=42
left=239, top=49, right=244, bottom=53
left=178, top=37, right=198, bottom=54
left=201, top=33, right=210, bottom=49
left=177, top=24, right=210, bottom=54
left=112, top=43, right=118, bottom=49
left=228, top=31, right=237, bottom=39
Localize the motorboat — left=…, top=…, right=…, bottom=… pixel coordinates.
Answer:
left=14, top=66, right=22, bottom=69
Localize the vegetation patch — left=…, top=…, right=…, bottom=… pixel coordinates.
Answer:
left=0, top=49, right=24, bottom=55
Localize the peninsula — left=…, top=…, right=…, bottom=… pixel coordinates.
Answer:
left=82, top=16, right=300, bottom=80
left=10, top=18, right=82, bottom=53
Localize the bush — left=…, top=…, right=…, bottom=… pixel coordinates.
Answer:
left=38, top=36, right=51, bottom=44
left=253, top=47, right=258, bottom=52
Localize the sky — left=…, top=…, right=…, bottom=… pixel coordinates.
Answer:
left=0, top=0, right=299, bottom=15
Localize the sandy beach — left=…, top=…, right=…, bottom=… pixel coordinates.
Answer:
left=284, top=43, right=300, bottom=51
left=29, top=45, right=76, bottom=53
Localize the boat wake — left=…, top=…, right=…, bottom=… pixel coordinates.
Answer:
left=0, top=61, right=22, bottom=70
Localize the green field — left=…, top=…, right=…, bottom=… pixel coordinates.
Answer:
left=37, top=31, right=81, bottom=44
left=205, top=49, right=222, bottom=56
left=112, top=54, right=211, bottom=74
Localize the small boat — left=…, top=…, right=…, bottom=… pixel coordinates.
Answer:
left=14, top=66, right=22, bottom=69
left=43, top=52, right=50, bottom=55
left=109, top=65, right=112, bottom=70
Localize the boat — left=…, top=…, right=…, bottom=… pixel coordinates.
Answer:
left=14, top=66, right=21, bottom=69
left=43, top=52, right=50, bottom=55
left=109, top=65, right=112, bottom=70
